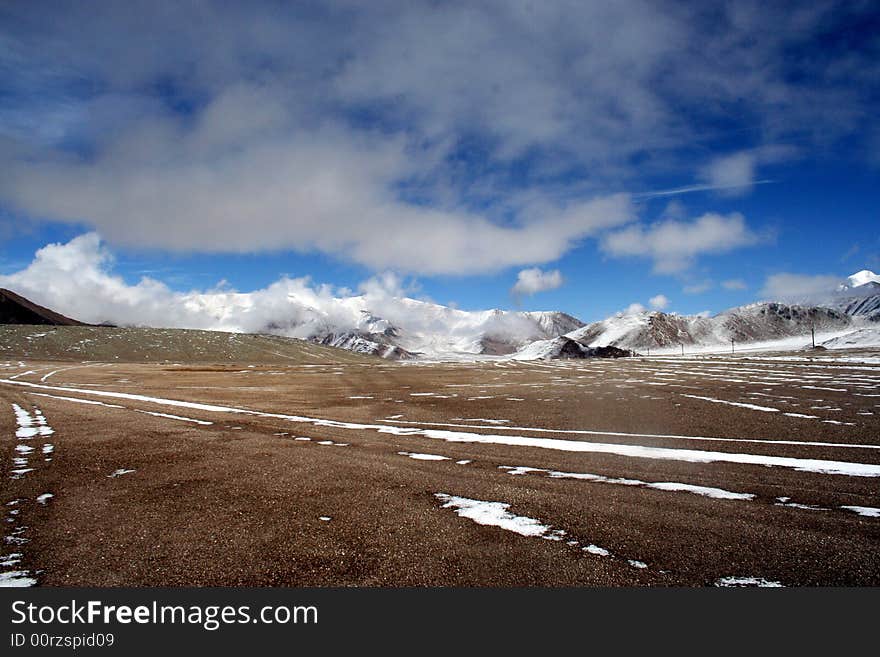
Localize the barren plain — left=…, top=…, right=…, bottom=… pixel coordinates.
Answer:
left=1, top=327, right=878, bottom=586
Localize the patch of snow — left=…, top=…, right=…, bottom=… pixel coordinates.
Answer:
left=435, top=493, right=552, bottom=538
left=840, top=505, right=880, bottom=518
left=714, top=576, right=783, bottom=588
left=0, top=571, right=37, bottom=587
left=398, top=451, right=450, bottom=461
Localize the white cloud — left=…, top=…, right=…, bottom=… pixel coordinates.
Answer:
left=623, top=303, right=646, bottom=315
left=600, top=212, right=764, bottom=273
left=698, top=146, right=796, bottom=197
left=358, top=272, right=414, bottom=299
left=701, top=152, right=756, bottom=196
left=648, top=294, right=668, bottom=310
left=722, top=278, right=748, bottom=290
left=0, top=234, right=571, bottom=348
left=511, top=268, right=563, bottom=297
left=0, top=3, right=874, bottom=274
left=0, top=114, right=632, bottom=274
left=759, top=273, right=844, bottom=303
left=683, top=281, right=713, bottom=294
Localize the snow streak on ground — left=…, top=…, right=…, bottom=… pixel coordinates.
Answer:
left=134, top=410, right=214, bottom=425
left=680, top=394, right=780, bottom=412
left=500, top=466, right=755, bottom=501
left=386, top=418, right=880, bottom=451
left=3, top=378, right=880, bottom=477
left=841, top=505, right=880, bottom=518
left=2, top=404, right=57, bottom=587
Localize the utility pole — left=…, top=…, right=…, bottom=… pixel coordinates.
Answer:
left=811, top=325, right=815, bottom=348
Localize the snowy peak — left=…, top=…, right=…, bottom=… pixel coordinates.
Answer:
left=547, top=300, right=865, bottom=357
left=847, top=270, right=880, bottom=288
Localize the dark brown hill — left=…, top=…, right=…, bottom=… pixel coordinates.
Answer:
left=0, top=288, right=86, bottom=326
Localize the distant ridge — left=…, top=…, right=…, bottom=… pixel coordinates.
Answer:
left=0, top=288, right=87, bottom=326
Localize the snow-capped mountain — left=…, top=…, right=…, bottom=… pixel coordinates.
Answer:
left=830, top=270, right=880, bottom=321
left=535, top=269, right=880, bottom=358
left=179, top=289, right=584, bottom=359
left=511, top=336, right=634, bottom=360
left=562, top=302, right=859, bottom=352
left=510, top=300, right=875, bottom=360
left=7, top=248, right=878, bottom=361
left=846, top=269, right=880, bottom=288
left=507, top=270, right=880, bottom=360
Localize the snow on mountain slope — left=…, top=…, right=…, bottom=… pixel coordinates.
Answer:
left=148, top=287, right=583, bottom=359
left=511, top=336, right=634, bottom=360
left=181, top=281, right=873, bottom=361
left=568, top=311, right=718, bottom=350
left=829, top=272, right=880, bottom=320
left=847, top=270, right=880, bottom=288
left=819, top=327, right=880, bottom=349
left=548, top=302, right=859, bottom=357
left=718, top=303, right=852, bottom=341
left=838, top=292, right=880, bottom=320
left=511, top=337, right=590, bottom=360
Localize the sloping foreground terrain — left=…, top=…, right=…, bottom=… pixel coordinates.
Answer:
left=0, top=325, right=376, bottom=364
left=1, top=352, right=878, bottom=586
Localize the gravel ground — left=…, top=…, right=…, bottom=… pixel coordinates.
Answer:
left=1, top=353, right=878, bottom=586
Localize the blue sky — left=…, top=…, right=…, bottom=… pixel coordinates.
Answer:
left=1, top=1, right=878, bottom=324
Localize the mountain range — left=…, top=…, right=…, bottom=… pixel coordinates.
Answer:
left=2, top=270, right=879, bottom=360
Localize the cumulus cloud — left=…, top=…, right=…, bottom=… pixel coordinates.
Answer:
left=759, top=273, right=844, bottom=303
left=511, top=268, right=563, bottom=297
left=623, top=303, right=646, bottom=315
left=0, top=234, right=570, bottom=348
left=722, top=278, right=748, bottom=290
left=648, top=294, right=669, bottom=310
left=600, top=212, right=765, bottom=273
left=358, top=272, right=415, bottom=299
